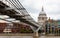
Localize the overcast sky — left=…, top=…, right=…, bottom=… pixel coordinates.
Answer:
left=19, top=0, right=60, bottom=21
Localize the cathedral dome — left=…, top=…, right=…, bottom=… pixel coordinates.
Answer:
left=39, top=7, right=47, bottom=17
left=40, top=11, right=46, bottom=14
left=38, top=6, right=47, bottom=25
left=39, top=11, right=46, bottom=16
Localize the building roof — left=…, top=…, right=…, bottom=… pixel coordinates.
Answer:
left=39, top=7, right=47, bottom=17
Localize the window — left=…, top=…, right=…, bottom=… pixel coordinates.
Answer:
left=3, top=23, right=13, bottom=33
left=42, top=17, right=44, bottom=20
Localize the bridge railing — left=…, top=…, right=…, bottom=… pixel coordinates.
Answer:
left=0, top=0, right=13, bottom=8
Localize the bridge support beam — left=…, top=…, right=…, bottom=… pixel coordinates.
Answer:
left=33, top=32, right=39, bottom=38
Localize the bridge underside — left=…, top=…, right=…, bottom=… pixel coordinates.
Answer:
left=0, top=1, right=40, bottom=28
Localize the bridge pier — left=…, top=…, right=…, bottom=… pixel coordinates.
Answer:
left=33, top=32, right=39, bottom=38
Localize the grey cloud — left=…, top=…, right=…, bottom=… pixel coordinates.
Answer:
left=19, top=0, right=60, bottom=20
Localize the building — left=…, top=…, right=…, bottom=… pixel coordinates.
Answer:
left=0, top=15, right=33, bottom=33
left=45, top=18, right=60, bottom=35
left=38, top=6, right=47, bottom=31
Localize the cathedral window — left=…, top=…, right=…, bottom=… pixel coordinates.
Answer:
left=42, top=17, right=44, bottom=20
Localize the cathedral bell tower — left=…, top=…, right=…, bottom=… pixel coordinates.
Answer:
left=38, top=6, right=47, bottom=26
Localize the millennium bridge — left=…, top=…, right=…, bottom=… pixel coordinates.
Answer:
left=0, top=0, right=42, bottom=38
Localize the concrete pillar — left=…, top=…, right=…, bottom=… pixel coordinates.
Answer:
left=33, top=32, right=39, bottom=38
